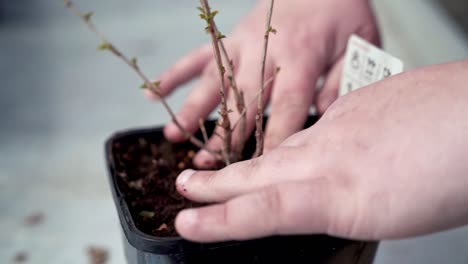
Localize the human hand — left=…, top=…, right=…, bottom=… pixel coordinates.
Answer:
left=173, top=60, right=468, bottom=242
left=148, top=0, right=379, bottom=167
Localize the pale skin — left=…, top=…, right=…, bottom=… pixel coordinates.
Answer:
left=149, top=0, right=468, bottom=242
left=174, top=60, right=468, bottom=242
left=147, top=0, right=379, bottom=167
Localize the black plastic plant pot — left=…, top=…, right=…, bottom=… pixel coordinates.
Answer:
left=105, top=116, right=379, bottom=264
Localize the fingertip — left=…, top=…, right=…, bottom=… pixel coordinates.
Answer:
left=163, top=122, right=187, bottom=143
left=194, top=150, right=217, bottom=169
left=176, top=169, right=196, bottom=196
left=175, top=209, right=199, bottom=239
left=177, top=169, right=196, bottom=186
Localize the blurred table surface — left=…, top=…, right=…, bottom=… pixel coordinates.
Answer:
left=1, top=1, right=467, bottom=263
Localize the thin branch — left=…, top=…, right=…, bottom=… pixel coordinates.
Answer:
left=253, top=0, right=275, bottom=158
left=199, top=119, right=209, bottom=144
left=64, top=0, right=221, bottom=159
left=231, top=67, right=280, bottom=132
left=216, top=27, right=243, bottom=113
left=212, top=131, right=225, bottom=140
left=200, top=0, right=232, bottom=165
left=215, top=25, right=247, bottom=160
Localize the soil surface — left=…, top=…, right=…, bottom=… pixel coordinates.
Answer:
left=113, top=135, right=206, bottom=237
left=111, top=118, right=318, bottom=237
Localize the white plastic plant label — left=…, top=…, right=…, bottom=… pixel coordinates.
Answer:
left=339, top=34, right=404, bottom=96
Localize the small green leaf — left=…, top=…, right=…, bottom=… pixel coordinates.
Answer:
left=210, top=10, right=219, bottom=19
left=140, top=80, right=161, bottom=90
left=199, top=13, right=207, bottom=20
left=97, top=42, right=111, bottom=51
left=139, top=211, right=155, bottom=218
left=268, top=26, right=277, bottom=34
left=217, top=32, right=226, bottom=40
left=153, top=80, right=161, bottom=88
left=83, top=12, right=94, bottom=22
left=196, top=6, right=205, bottom=13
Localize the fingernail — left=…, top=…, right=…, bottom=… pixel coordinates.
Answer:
left=179, top=209, right=198, bottom=227
left=177, top=169, right=196, bottom=186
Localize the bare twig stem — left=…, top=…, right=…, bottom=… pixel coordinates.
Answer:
left=231, top=68, right=280, bottom=132
left=200, top=0, right=232, bottom=165
left=216, top=27, right=243, bottom=113
left=216, top=27, right=247, bottom=160
left=199, top=119, right=209, bottom=144
left=64, top=0, right=221, bottom=159
left=253, top=0, right=275, bottom=158
left=212, top=131, right=224, bottom=140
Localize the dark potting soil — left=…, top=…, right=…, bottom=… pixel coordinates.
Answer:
left=113, top=136, right=208, bottom=237
left=111, top=117, right=319, bottom=238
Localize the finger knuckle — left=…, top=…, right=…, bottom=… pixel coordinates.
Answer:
left=287, top=26, right=323, bottom=52
left=262, top=150, right=286, bottom=169
left=258, top=186, right=283, bottom=232
left=324, top=176, right=362, bottom=238
left=328, top=203, right=362, bottom=238
left=220, top=203, right=231, bottom=227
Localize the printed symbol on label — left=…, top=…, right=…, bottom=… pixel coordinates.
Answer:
left=365, top=58, right=377, bottom=78
left=340, top=35, right=404, bottom=96
left=351, top=51, right=360, bottom=70
left=382, top=67, right=392, bottom=79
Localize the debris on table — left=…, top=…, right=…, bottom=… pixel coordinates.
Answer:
left=24, top=212, right=45, bottom=227
left=87, top=246, right=108, bottom=264
left=13, top=251, right=28, bottom=263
